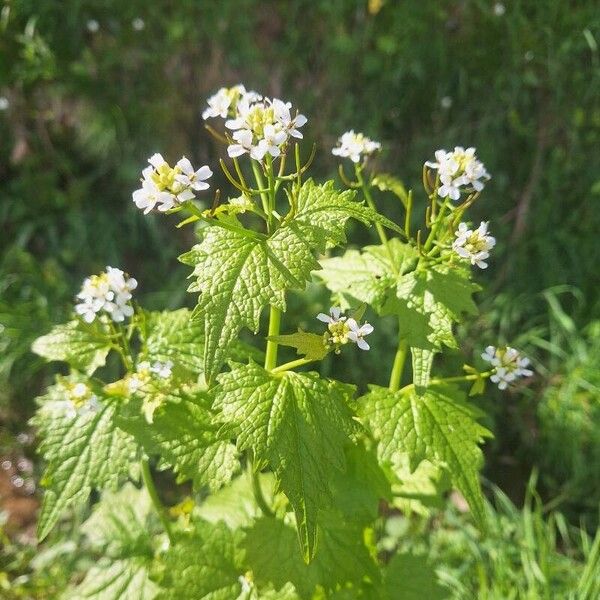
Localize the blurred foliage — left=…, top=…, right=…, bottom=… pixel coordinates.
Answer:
left=1, top=0, right=599, bottom=595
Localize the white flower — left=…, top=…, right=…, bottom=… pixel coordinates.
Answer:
left=86, top=19, right=99, bottom=33
left=481, top=345, right=533, bottom=390
left=440, top=96, right=453, bottom=109
left=203, top=87, right=232, bottom=120
left=202, top=84, right=261, bottom=120
left=346, top=318, right=374, bottom=350
left=132, top=179, right=174, bottom=214
left=133, top=154, right=210, bottom=213
left=132, top=17, right=145, bottom=31
left=317, top=306, right=346, bottom=324
left=46, top=381, right=102, bottom=419
left=150, top=360, right=173, bottom=379
left=175, top=157, right=212, bottom=191
left=425, top=146, right=490, bottom=200
left=317, top=307, right=374, bottom=351
left=331, top=130, right=381, bottom=163
left=493, top=3, right=506, bottom=16
left=228, top=129, right=268, bottom=161
left=0, top=97, right=9, bottom=111
left=75, top=267, right=137, bottom=324
left=262, top=123, right=288, bottom=157
left=452, top=221, right=496, bottom=268
left=271, top=98, right=307, bottom=139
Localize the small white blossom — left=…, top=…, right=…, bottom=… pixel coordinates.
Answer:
left=332, top=130, right=381, bottom=163
left=202, top=84, right=261, bottom=120
left=75, top=267, right=137, bottom=324
left=346, top=318, right=374, bottom=351
left=425, top=146, right=490, bottom=200
left=0, top=97, right=9, bottom=111
left=482, top=345, right=533, bottom=390
left=133, top=154, right=211, bottom=213
left=175, top=157, right=212, bottom=191
left=150, top=360, right=173, bottom=379
left=132, top=179, right=173, bottom=214
left=317, top=307, right=374, bottom=351
left=86, top=19, right=99, bottom=33
left=493, top=3, right=506, bottom=16
left=440, top=96, right=453, bottom=109
left=453, top=221, right=496, bottom=268
left=45, top=381, right=101, bottom=419
left=271, top=98, right=307, bottom=139
left=228, top=129, right=268, bottom=161
left=317, top=306, right=346, bottom=325
left=132, top=17, right=145, bottom=31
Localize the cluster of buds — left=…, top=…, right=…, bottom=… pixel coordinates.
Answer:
left=317, top=306, right=374, bottom=352
left=452, top=221, right=496, bottom=269
left=331, top=130, right=381, bottom=164
left=203, top=84, right=307, bottom=161
left=132, top=154, right=212, bottom=214
left=75, top=267, right=137, bottom=324
left=481, top=346, right=533, bottom=390
left=425, top=146, right=490, bottom=200
left=45, top=380, right=101, bottom=420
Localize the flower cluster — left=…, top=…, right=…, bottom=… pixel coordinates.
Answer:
left=75, top=267, right=137, bottom=323
left=425, top=146, right=490, bottom=200
left=331, top=130, right=381, bottom=163
left=203, top=84, right=307, bottom=161
left=127, top=360, right=173, bottom=394
left=452, top=221, right=496, bottom=269
left=132, top=154, right=212, bottom=214
left=481, top=346, right=533, bottom=390
left=45, top=380, right=101, bottom=420
left=317, top=306, right=374, bottom=351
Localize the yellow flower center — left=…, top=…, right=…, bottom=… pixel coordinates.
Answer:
left=328, top=321, right=350, bottom=345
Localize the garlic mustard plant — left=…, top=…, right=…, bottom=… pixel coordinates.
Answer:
left=31, top=83, right=533, bottom=599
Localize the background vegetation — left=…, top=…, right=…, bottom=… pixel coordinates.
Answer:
left=1, top=0, right=599, bottom=596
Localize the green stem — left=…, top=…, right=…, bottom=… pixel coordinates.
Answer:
left=248, top=458, right=275, bottom=517
left=264, top=306, right=281, bottom=371
left=399, top=371, right=493, bottom=394
left=423, top=197, right=449, bottom=253
left=388, top=335, right=408, bottom=392
left=355, top=167, right=398, bottom=275
left=252, top=161, right=270, bottom=218
left=272, top=357, right=317, bottom=374
left=141, top=458, right=175, bottom=545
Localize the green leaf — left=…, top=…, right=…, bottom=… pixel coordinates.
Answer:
left=316, top=240, right=417, bottom=312
left=357, top=384, right=492, bottom=525
left=383, top=552, right=448, bottom=600
left=182, top=179, right=399, bottom=382
left=243, top=514, right=378, bottom=598
left=196, top=471, right=278, bottom=530
left=70, top=559, right=160, bottom=600
left=371, top=173, right=409, bottom=207
left=390, top=458, right=450, bottom=516
left=214, top=362, right=358, bottom=561
left=117, top=387, right=238, bottom=492
left=70, top=484, right=160, bottom=600
left=141, top=309, right=205, bottom=375
left=159, top=521, right=244, bottom=600
left=31, top=320, right=112, bottom=375
left=141, top=309, right=260, bottom=377
left=329, top=444, right=391, bottom=525
left=33, top=384, right=137, bottom=540
left=270, top=329, right=330, bottom=361
left=384, top=264, right=479, bottom=351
